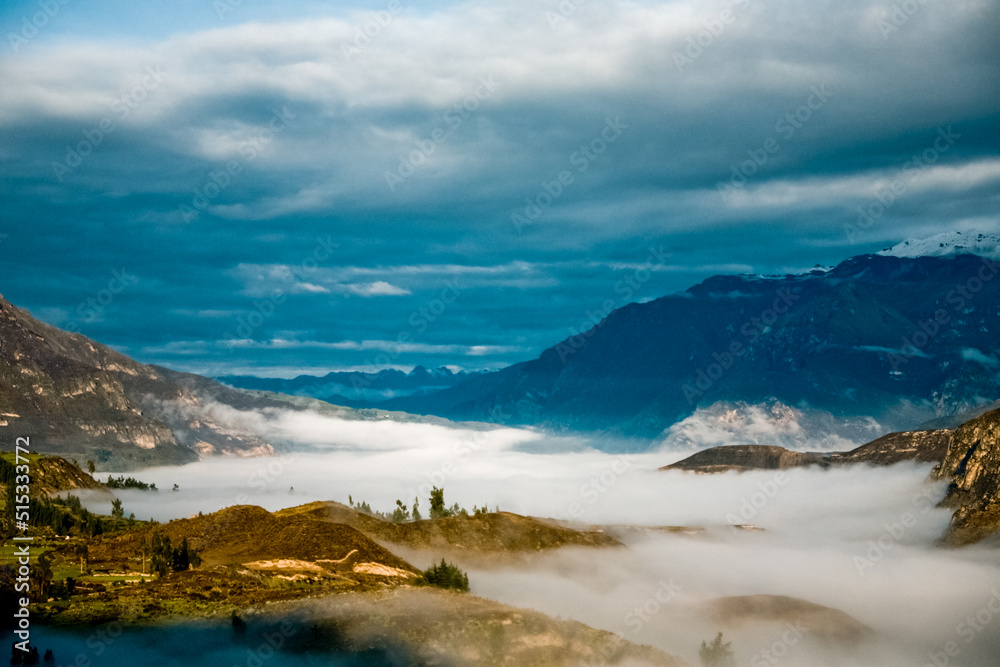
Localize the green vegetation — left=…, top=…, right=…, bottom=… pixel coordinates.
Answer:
left=422, top=558, right=469, bottom=592
left=349, top=487, right=493, bottom=524
left=699, top=632, right=735, bottom=667
left=105, top=475, right=157, bottom=491
left=147, top=534, right=200, bottom=577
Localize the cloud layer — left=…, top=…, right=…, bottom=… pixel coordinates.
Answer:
left=1, top=0, right=998, bottom=374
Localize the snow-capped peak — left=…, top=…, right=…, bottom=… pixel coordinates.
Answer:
left=877, top=230, right=1000, bottom=260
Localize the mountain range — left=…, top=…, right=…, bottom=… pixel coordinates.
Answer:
left=218, top=365, right=480, bottom=406
left=371, top=233, right=1000, bottom=442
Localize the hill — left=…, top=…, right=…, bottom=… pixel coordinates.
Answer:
left=276, top=501, right=622, bottom=556
left=0, top=294, right=293, bottom=468
left=375, top=252, right=1000, bottom=443
left=661, top=428, right=953, bottom=473
left=89, top=504, right=418, bottom=578
left=0, top=452, right=106, bottom=497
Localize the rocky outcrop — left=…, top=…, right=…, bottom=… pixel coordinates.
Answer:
left=932, top=408, right=1000, bottom=545
left=661, top=429, right=952, bottom=473
left=0, top=294, right=283, bottom=469
left=827, top=429, right=953, bottom=466
left=660, top=445, right=826, bottom=473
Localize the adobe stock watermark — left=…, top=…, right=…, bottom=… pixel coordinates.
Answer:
left=553, top=457, right=632, bottom=522
left=7, top=0, right=70, bottom=53
left=341, top=0, right=404, bottom=62
left=553, top=245, right=669, bottom=364
left=63, top=269, right=139, bottom=335
left=852, top=483, right=940, bottom=575
left=717, top=85, right=834, bottom=203
left=222, top=235, right=338, bottom=343
left=405, top=405, right=509, bottom=504
left=213, top=0, right=244, bottom=20
left=511, top=116, right=629, bottom=234
left=179, top=106, right=296, bottom=222
left=384, top=75, right=501, bottom=191
left=885, top=256, right=998, bottom=372
left=545, top=0, right=580, bottom=30
left=877, top=0, right=937, bottom=39
left=922, top=588, right=1000, bottom=667
left=845, top=126, right=960, bottom=241
left=623, top=579, right=683, bottom=634
left=750, top=623, right=808, bottom=667
left=352, top=278, right=463, bottom=375
left=672, top=0, right=751, bottom=72
left=51, top=65, right=167, bottom=182
left=683, top=287, right=800, bottom=404
left=724, top=471, right=789, bottom=526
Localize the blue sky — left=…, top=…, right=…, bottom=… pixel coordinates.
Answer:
left=1, top=0, right=998, bottom=377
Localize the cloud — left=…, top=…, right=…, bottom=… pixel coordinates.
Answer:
left=343, top=281, right=410, bottom=297
left=71, top=400, right=1000, bottom=666
left=1, top=0, right=998, bottom=376
left=962, top=347, right=1000, bottom=368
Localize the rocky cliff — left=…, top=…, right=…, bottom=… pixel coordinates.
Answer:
left=932, top=408, right=1000, bottom=545
left=0, top=294, right=283, bottom=469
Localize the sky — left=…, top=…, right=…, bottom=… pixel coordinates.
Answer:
left=1, top=0, right=998, bottom=377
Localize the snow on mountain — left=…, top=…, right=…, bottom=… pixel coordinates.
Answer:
left=878, top=230, right=1000, bottom=260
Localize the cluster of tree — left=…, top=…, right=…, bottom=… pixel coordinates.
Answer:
left=421, top=559, right=469, bottom=592
left=699, top=632, right=735, bottom=667
left=105, top=475, right=157, bottom=491
left=348, top=487, right=495, bottom=524
left=9, top=643, right=54, bottom=665
left=0, top=552, right=56, bottom=606
left=146, top=535, right=200, bottom=577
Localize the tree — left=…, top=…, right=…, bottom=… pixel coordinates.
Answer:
left=699, top=632, right=735, bottom=667
left=74, top=543, right=89, bottom=575
left=422, top=559, right=469, bottom=592
left=86, top=460, right=96, bottom=475
left=429, top=486, right=448, bottom=519
left=172, top=537, right=191, bottom=571
left=172, top=484, right=179, bottom=492
left=411, top=497, right=422, bottom=521
left=391, top=499, right=409, bottom=523
left=149, top=535, right=172, bottom=577
left=111, top=499, right=124, bottom=519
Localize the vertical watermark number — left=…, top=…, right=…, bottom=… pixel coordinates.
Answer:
left=12, top=436, right=34, bottom=654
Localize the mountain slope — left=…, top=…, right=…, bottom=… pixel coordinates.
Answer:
left=932, top=407, right=1000, bottom=545
left=379, top=253, right=1000, bottom=441
left=0, top=294, right=287, bottom=468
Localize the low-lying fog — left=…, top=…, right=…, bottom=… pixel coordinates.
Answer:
left=76, top=402, right=1000, bottom=666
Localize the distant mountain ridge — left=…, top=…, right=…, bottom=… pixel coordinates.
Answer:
left=375, top=249, right=1000, bottom=443
left=218, top=365, right=482, bottom=406
left=0, top=293, right=288, bottom=468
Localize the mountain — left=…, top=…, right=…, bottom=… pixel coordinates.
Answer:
left=376, top=251, right=1000, bottom=443
left=877, top=230, right=1000, bottom=260
left=932, top=407, right=1000, bottom=545
left=218, top=365, right=482, bottom=406
left=277, top=501, right=621, bottom=559
left=661, top=428, right=953, bottom=473
left=0, top=294, right=290, bottom=469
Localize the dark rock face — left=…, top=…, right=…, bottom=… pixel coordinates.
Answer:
left=379, top=254, right=1000, bottom=442
left=662, top=428, right=953, bottom=473
left=661, top=445, right=826, bottom=473
left=0, top=294, right=283, bottom=469
left=933, top=408, right=1000, bottom=545
left=828, top=429, right=953, bottom=466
